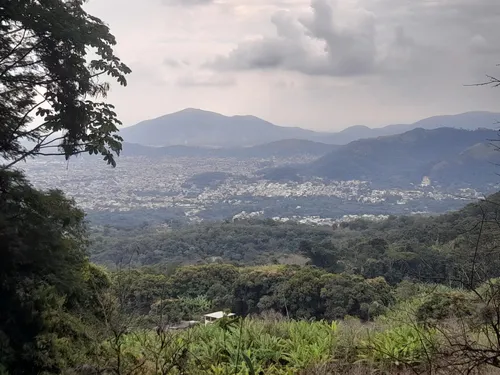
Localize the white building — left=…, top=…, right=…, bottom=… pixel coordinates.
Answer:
left=203, top=311, right=235, bottom=325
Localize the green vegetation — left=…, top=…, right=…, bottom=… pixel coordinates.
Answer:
left=90, top=220, right=332, bottom=266
left=4, top=1, right=500, bottom=374
left=306, top=128, right=500, bottom=187
left=1, top=0, right=129, bottom=373
left=7, top=274, right=497, bottom=375
left=90, top=191, right=500, bottom=289
left=1, top=0, right=130, bottom=168
left=116, top=264, right=393, bottom=321
left=2, top=185, right=497, bottom=374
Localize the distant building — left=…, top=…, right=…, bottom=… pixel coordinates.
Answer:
left=421, top=176, right=431, bottom=187
left=203, top=311, right=235, bottom=325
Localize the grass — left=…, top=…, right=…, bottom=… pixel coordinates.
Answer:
left=111, top=315, right=443, bottom=375
left=98, top=285, right=500, bottom=375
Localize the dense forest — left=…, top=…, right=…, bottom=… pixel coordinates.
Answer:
left=3, top=1, right=500, bottom=375
left=90, top=192, right=500, bottom=288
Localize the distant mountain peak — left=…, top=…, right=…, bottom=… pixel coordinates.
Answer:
left=178, top=107, right=199, bottom=112
left=120, top=108, right=322, bottom=148
left=174, top=107, right=217, bottom=115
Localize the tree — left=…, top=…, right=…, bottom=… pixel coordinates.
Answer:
left=0, top=0, right=131, bottom=168
left=299, top=239, right=339, bottom=272
left=321, top=274, right=392, bottom=321
left=169, top=264, right=239, bottom=309
left=0, top=170, right=90, bottom=374
left=0, top=1, right=130, bottom=373
left=276, top=267, right=326, bottom=319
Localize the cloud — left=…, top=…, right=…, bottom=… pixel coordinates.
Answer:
left=208, top=0, right=500, bottom=78
left=177, top=73, right=236, bottom=87
left=162, top=0, right=213, bottom=6
left=163, top=58, right=181, bottom=68
left=84, top=0, right=500, bottom=130
left=469, top=34, right=500, bottom=55
left=207, top=0, right=393, bottom=77
left=127, top=62, right=168, bottom=87
left=163, top=58, right=191, bottom=68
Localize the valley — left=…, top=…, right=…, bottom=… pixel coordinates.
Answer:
left=22, top=152, right=487, bottom=228
left=5, top=2, right=500, bottom=374
left=21, top=112, right=500, bottom=228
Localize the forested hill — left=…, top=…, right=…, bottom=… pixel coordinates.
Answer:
left=251, top=127, right=500, bottom=188
left=308, top=127, right=499, bottom=186
left=90, top=191, right=500, bottom=286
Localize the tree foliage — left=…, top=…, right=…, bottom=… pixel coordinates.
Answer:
left=0, top=0, right=130, bottom=168
left=0, top=170, right=96, bottom=374
left=0, top=1, right=130, bottom=373
left=118, top=264, right=394, bottom=322
left=90, top=192, right=500, bottom=289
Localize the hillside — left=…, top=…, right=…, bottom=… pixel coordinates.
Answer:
left=302, top=128, right=500, bottom=187
left=84, top=187, right=500, bottom=374
left=427, top=142, right=500, bottom=186
left=119, top=108, right=325, bottom=147
left=121, top=138, right=336, bottom=158
left=89, top=190, right=500, bottom=282
left=238, top=139, right=336, bottom=157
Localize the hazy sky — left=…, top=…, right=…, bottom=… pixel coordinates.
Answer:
left=84, top=0, right=500, bottom=131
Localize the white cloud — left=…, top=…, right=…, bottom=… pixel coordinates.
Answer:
left=209, top=0, right=382, bottom=76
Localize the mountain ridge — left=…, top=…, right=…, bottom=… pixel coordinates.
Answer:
left=122, top=138, right=337, bottom=158
left=257, top=127, right=500, bottom=188
left=120, top=109, right=500, bottom=148
left=309, top=127, right=500, bottom=187
left=120, top=108, right=324, bottom=148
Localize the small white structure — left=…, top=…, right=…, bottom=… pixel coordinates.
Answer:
left=421, top=176, right=431, bottom=187
left=203, top=311, right=235, bottom=325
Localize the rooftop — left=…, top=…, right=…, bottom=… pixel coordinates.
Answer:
left=203, top=311, right=235, bottom=319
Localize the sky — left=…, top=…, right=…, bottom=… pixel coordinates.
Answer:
left=84, top=0, right=500, bottom=131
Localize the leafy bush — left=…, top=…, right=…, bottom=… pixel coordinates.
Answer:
left=360, top=324, right=437, bottom=368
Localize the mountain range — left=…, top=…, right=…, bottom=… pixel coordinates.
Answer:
left=326, top=111, right=500, bottom=144
left=121, top=126, right=500, bottom=188
left=118, top=109, right=500, bottom=189
left=120, top=109, right=500, bottom=147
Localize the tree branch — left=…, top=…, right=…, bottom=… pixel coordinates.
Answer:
left=0, top=28, right=27, bottom=64
left=9, top=98, right=49, bottom=141
left=0, top=37, right=45, bottom=78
